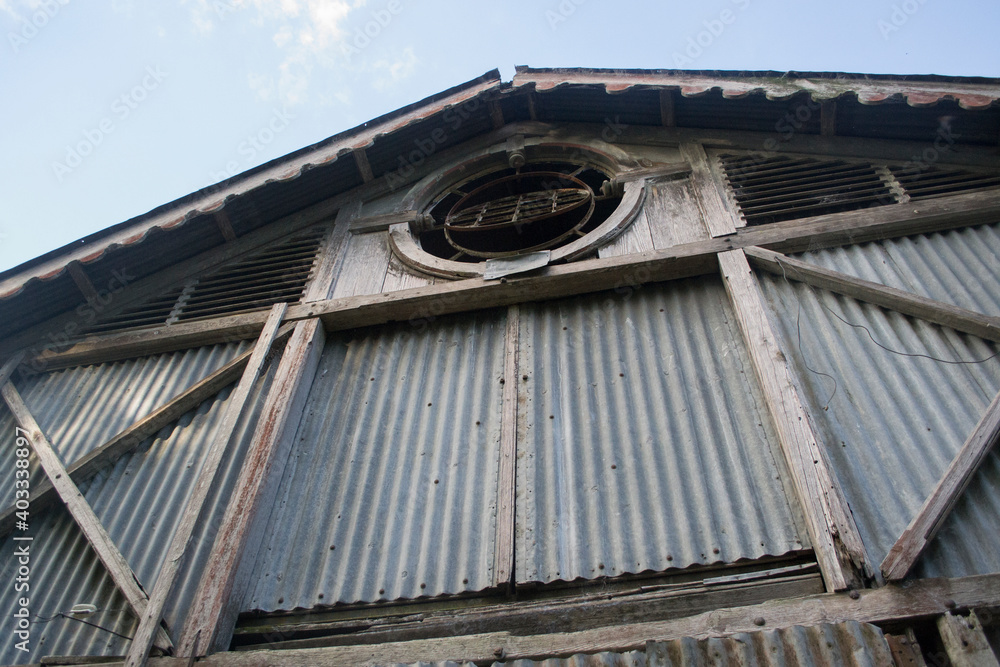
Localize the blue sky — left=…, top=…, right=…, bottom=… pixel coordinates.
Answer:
left=1, top=0, right=998, bottom=273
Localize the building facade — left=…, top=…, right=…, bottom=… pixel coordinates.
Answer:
left=1, top=68, right=1000, bottom=666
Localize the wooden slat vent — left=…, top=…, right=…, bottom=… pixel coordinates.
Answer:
left=85, top=226, right=327, bottom=334
left=720, top=154, right=896, bottom=226
left=889, top=164, right=1000, bottom=201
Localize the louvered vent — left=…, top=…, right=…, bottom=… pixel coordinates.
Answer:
left=87, top=226, right=327, bottom=334
left=889, top=165, right=1000, bottom=201
left=720, top=154, right=896, bottom=225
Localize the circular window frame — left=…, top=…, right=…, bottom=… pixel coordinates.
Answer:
left=388, top=142, right=647, bottom=279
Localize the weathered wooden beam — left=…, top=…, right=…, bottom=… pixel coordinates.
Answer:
left=214, top=211, right=238, bottom=242
left=124, top=304, right=288, bottom=667
left=882, top=390, right=1000, bottom=581
left=719, top=249, right=871, bottom=591
left=488, top=100, right=505, bottom=129
left=493, top=305, right=519, bottom=590
left=302, top=201, right=360, bottom=303
left=177, top=318, right=326, bottom=657
left=679, top=142, right=741, bottom=238
left=820, top=100, right=837, bottom=137
left=937, top=611, right=1000, bottom=667
left=29, top=189, right=1000, bottom=372
left=352, top=148, right=374, bottom=183
left=349, top=210, right=422, bottom=235
left=744, top=246, right=1000, bottom=344
left=659, top=89, right=675, bottom=127
left=66, top=261, right=102, bottom=304
left=0, top=327, right=294, bottom=537
left=123, top=573, right=1000, bottom=667
left=0, top=352, right=25, bottom=388
left=2, top=382, right=173, bottom=652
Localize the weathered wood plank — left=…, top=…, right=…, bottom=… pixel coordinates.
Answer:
left=330, top=232, right=392, bottom=299
left=353, top=148, right=374, bottom=183
left=178, top=318, right=326, bottom=657
left=30, top=188, right=1000, bottom=372
left=937, top=611, right=1000, bottom=667
left=679, top=142, right=740, bottom=238
left=303, top=200, right=360, bottom=303
left=0, top=352, right=25, bottom=388
left=382, top=251, right=436, bottom=293
left=718, top=249, right=871, bottom=591
left=125, top=573, right=1000, bottom=667
left=1, top=382, right=173, bottom=651
left=493, top=305, right=519, bottom=589
left=0, top=327, right=294, bottom=537
left=350, top=210, right=421, bottom=235
left=67, top=261, right=101, bottom=304
left=124, top=304, right=288, bottom=667
left=644, top=179, right=710, bottom=249
left=745, top=245, right=1000, bottom=344
left=598, top=209, right=655, bottom=258
left=882, top=390, right=1000, bottom=581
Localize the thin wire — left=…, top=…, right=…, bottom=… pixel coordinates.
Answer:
left=776, top=256, right=1000, bottom=367
left=28, top=609, right=134, bottom=642
left=778, top=259, right=838, bottom=408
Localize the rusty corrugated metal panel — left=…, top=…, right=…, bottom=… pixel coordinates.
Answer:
left=244, top=309, right=507, bottom=611
left=0, top=364, right=275, bottom=665
left=759, top=273, right=1000, bottom=578
left=646, top=620, right=892, bottom=666
left=513, top=67, right=1000, bottom=109
left=793, top=222, right=1000, bottom=316
left=516, top=277, right=809, bottom=585
left=0, top=71, right=502, bottom=301
left=0, top=341, right=251, bottom=510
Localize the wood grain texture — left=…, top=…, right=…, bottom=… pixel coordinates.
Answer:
left=679, top=142, right=740, bottom=238
left=718, top=249, right=870, bottom=592
left=302, top=201, right=360, bottom=303
left=882, top=390, right=1000, bottom=581
left=645, top=179, right=710, bottom=249
left=493, top=305, right=519, bottom=589
left=124, top=304, right=288, bottom=667
left=745, top=245, right=1000, bottom=344
left=597, top=209, right=655, bottom=258
left=382, top=250, right=436, bottom=293
left=178, top=318, right=326, bottom=657
left=124, top=573, right=1000, bottom=667
left=2, top=381, right=172, bottom=651
left=330, top=232, right=391, bottom=299
left=936, top=611, right=1000, bottom=667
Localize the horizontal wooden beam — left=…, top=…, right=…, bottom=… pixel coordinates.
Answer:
left=744, top=246, right=1000, bottom=343
left=122, top=573, right=1000, bottom=667
left=29, top=190, right=1000, bottom=371
left=0, top=327, right=293, bottom=537
left=882, top=389, right=1000, bottom=581
left=2, top=382, right=173, bottom=651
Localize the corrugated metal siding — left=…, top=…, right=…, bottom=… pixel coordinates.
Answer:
left=646, top=621, right=893, bottom=666
left=516, top=277, right=809, bottom=585
left=759, top=274, right=1000, bottom=578
left=0, top=354, right=275, bottom=665
left=245, top=310, right=506, bottom=611
left=0, top=342, right=251, bottom=510
left=793, top=221, right=1000, bottom=316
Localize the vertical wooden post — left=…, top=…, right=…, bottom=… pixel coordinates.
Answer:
left=177, top=318, right=327, bottom=656
left=124, top=303, right=287, bottom=667
left=493, top=305, right=519, bottom=590
left=937, top=611, right=1000, bottom=667
left=718, top=249, right=870, bottom=591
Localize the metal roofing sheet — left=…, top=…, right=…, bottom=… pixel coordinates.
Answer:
left=646, top=620, right=893, bottom=666
left=759, top=273, right=1000, bottom=579
left=793, top=221, right=1000, bottom=316
left=0, top=341, right=251, bottom=510
left=0, top=362, right=274, bottom=665
left=244, top=309, right=507, bottom=611
left=513, top=67, right=1000, bottom=108
left=516, top=277, right=809, bottom=585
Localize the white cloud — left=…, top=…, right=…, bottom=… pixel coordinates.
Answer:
left=371, top=46, right=417, bottom=91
